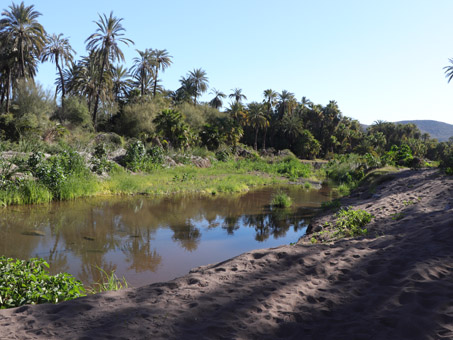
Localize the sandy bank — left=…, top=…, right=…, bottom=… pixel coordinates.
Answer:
left=1, top=168, right=452, bottom=339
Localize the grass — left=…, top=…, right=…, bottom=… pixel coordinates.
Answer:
left=271, top=191, right=292, bottom=208
left=103, top=161, right=285, bottom=197
left=87, top=267, right=128, bottom=293
left=0, top=155, right=321, bottom=207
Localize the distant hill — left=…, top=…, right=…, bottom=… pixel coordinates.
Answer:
left=396, top=120, right=453, bottom=142
left=361, top=120, right=453, bottom=142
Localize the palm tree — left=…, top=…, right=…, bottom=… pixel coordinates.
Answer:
left=227, top=101, right=247, bottom=126
left=262, top=89, right=278, bottom=149
left=111, top=65, right=131, bottom=102
left=41, top=33, right=75, bottom=112
left=229, top=88, right=247, bottom=104
left=300, top=96, right=312, bottom=109
left=277, top=90, right=296, bottom=118
left=263, top=89, right=277, bottom=112
left=85, top=12, right=133, bottom=129
left=209, top=88, right=226, bottom=109
left=247, top=102, right=269, bottom=150
left=444, top=58, right=453, bottom=83
left=0, top=2, right=46, bottom=79
left=130, top=49, right=153, bottom=96
left=150, top=49, right=172, bottom=97
left=188, top=68, right=208, bottom=105
left=0, top=32, right=15, bottom=112
left=66, top=52, right=104, bottom=114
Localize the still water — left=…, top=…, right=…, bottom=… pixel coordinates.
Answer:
left=0, top=185, right=335, bottom=287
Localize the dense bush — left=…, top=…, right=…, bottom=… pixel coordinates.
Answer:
left=382, top=144, right=413, bottom=167
left=0, top=257, right=86, bottom=309
left=123, top=141, right=164, bottom=172
left=334, top=207, right=374, bottom=237
left=271, top=191, right=292, bottom=208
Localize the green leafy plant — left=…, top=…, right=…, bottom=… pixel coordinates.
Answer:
left=91, top=143, right=113, bottom=174
left=391, top=212, right=405, bottom=220
left=0, top=257, right=86, bottom=309
left=334, top=207, right=373, bottom=237
left=271, top=191, right=292, bottom=208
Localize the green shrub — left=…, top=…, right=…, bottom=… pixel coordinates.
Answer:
left=276, top=156, right=312, bottom=180
left=91, top=143, right=113, bottom=174
left=271, top=191, right=292, bottom=208
left=0, top=257, right=86, bottom=309
left=334, top=207, right=373, bottom=237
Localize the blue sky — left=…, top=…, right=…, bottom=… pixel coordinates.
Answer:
left=13, top=0, right=453, bottom=124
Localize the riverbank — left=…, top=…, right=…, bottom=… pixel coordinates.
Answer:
left=1, top=168, right=452, bottom=339
left=0, top=152, right=322, bottom=206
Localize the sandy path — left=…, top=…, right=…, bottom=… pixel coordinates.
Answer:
left=0, top=168, right=452, bottom=339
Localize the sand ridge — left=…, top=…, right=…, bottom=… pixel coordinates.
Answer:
left=0, top=168, right=452, bottom=339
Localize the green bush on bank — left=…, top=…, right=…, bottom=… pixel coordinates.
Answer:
left=311, top=207, right=374, bottom=243
left=0, top=257, right=86, bottom=309
left=271, top=191, right=292, bottom=208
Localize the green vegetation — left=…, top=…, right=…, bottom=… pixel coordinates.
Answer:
left=88, top=268, right=128, bottom=293
left=0, top=257, right=86, bottom=309
left=334, top=208, right=374, bottom=238
left=271, top=191, right=292, bottom=208
left=311, top=207, right=374, bottom=243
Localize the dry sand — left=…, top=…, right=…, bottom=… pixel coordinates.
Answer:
left=1, top=168, right=452, bottom=339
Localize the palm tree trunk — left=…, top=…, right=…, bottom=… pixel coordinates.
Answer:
left=5, top=68, right=11, bottom=113
left=56, top=59, right=65, bottom=123
left=263, top=127, right=267, bottom=150
left=153, top=69, right=158, bottom=97
left=254, top=128, right=258, bottom=150
left=20, top=39, right=26, bottom=78
left=93, top=53, right=108, bottom=131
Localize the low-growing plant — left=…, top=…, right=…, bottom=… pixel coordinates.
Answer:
left=88, top=267, right=128, bottom=293
left=391, top=212, right=405, bottom=220
left=276, top=156, right=312, bottom=180
left=0, top=257, right=86, bottom=309
left=271, top=191, right=292, bottom=208
left=334, top=207, right=373, bottom=237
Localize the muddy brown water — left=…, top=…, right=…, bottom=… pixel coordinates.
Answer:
left=0, top=185, right=335, bottom=287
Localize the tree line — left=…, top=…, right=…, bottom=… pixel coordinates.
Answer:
left=0, top=2, right=451, bottom=164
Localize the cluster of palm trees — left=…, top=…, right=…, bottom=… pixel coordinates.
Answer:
left=0, top=3, right=175, bottom=130
left=1, top=2, right=442, bottom=161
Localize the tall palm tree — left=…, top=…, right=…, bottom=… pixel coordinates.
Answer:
left=209, top=88, right=226, bottom=109
left=229, top=88, right=247, bottom=104
left=111, top=65, right=131, bottom=102
left=0, top=2, right=46, bottom=79
left=300, top=96, right=312, bottom=109
left=262, top=89, right=278, bottom=149
left=0, top=32, right=15, bottom=112
left=247, top=102, right=269, bottom=150
left=41, top=33, right=75, bottom=111
left=188, top=68, right=208, bottom=105
left=227, top=101, right=247, bottom=126
left=130, top=48, right=153, bottom=96
left=444, top=58, right=453, bottom=83
left=263, top=89, right=277, bottom=112
left=67, top=52, right=105, bottom=114
left=150, top=49, right=172, bottom=97
left=85, top=12, right=133, bottom=129
left=277, top=90, right=296, bottom=118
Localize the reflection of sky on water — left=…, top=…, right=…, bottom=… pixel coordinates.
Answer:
left=0, top=185, right=335, bottom=287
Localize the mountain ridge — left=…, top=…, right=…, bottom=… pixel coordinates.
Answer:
left=361, top=120, right=453, bottom=142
